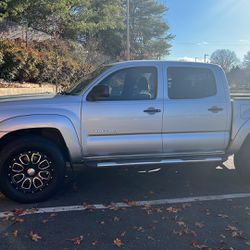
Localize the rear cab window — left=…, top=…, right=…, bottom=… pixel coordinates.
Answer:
left=167, top=67, right=217, bottom=99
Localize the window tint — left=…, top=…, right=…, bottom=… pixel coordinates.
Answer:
left=167, top=67, right=217, bottom=99
left=96, top=67, right=157, bottom=100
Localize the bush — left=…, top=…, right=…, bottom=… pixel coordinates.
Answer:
left=0, top=38, right=94, bottom=87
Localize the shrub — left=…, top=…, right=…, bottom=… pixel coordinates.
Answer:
left=0, top=38, right=94, bottom=87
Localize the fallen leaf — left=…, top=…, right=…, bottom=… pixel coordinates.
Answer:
left=13, top=208, right=24, bottom=216
left=42, top=219, right=49, bottom=224
left=70, top=235, right=84, bottom=245
left=220, top=234, right=226, bottom=239
left=166, top=206, right=180, bottom=213
left=176, top=221, right=186, bottom=227
left=92, top=240, right=98, bottom=246
left=13, top=230, right=18, bottom=238
left=204, top=209, right=210, bottom=216
left=82, top=203, right=94, bottom=212
left=120, top=231, right=126, bottom=237
left=107, top=202, right=119, bottom=211
left=195, top=222, right=204, bottom=229
left=246, top=241, right=250, bottom=245
left=182, top=203, right=191, bottom=209
left=142, top=203, right=151, bottom=210
left=29, top=231, right=42, bottom=242
left=218, top=214, right=229, bottom=219
left=126, top=200, right=136, bottom=207
left=190, top=230, right=197, bottom=237
left=225, top=225, right=246, bottom=239
left=15, top=217, right=24, bottom=223
left=113, top=238, right=123, bottom=247
left=147, top=235, right=155, bottom=240
left=191, top=240, right=209, bottom=249
left=155, top=208, right=162, bottom=213
left=0, top=193, right=5, bottom=200
left=135, top=226, right=144, bottom=232
left=113, top=216, right=120, bottom=222
left=3, top=232, right=9, bottom=237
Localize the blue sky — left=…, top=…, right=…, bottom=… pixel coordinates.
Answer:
left=162, top=0, right=250, bottom=62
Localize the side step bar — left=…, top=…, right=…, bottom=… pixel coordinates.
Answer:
left=96, top=157, right=223, bottom=168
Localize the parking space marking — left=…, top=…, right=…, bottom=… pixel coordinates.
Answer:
left=1, top=192, right=250, bottom=219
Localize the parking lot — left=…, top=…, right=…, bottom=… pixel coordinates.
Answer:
left=0, top=157, right=250, bottom=250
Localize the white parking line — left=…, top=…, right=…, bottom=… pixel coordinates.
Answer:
left=1, top=193, right=250, bottom=219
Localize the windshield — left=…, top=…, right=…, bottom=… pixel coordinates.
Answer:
left=65, top=65, right=111, bottom=95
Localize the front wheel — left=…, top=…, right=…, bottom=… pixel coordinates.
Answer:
left=0, top=136, right=65, bottom=203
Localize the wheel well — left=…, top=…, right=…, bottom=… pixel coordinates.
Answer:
left=0, top=128, right=71, bottom=162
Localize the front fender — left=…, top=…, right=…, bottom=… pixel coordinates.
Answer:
left=0, top=115, right=82, bottom=162
left=228, top=119, right=250, bottom=154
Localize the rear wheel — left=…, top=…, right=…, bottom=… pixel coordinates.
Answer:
left=0, top=136, right=65, bottom=203
left=234, top=139, right=250, bottom=178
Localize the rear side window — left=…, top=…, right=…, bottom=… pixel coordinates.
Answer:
left=167, top=67, right=217, bottom=99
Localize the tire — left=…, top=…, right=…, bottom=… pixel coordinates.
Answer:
left=0, top=135, right=65, bottom=203
left=234, top=139, right=250, bottom=178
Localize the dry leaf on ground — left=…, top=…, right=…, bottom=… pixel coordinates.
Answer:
left=126, top=200, right=136, bottom=207
left=69, top=235, right=84, bottom=245
left=29, top=231, right=42, bottom=242
left=12, top=208, right=24, bottom=216
left=12, top=230, right=18, bottom=238
left=113, top=238, right=123, bottom=247
left=107, top=202, right=119, bottom=211
left=166, top=206, right=181, bottom=213
left=225, top=225, right=246, bottom=239
left=191, top=240, right=209, bottom=249
left=195, top=222, right=204, bottom=229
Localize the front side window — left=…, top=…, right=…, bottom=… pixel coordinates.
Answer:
left=96, top=67, right=157, bottom=100
left=167, top=67, right=217, bottom=99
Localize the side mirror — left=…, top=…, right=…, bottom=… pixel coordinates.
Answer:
left=87, top=85, right=110, bottom=101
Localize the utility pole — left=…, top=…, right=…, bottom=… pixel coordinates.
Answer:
left=126, top=0, right=130, bottom=60
left=204, top=54, right=209, bottom=63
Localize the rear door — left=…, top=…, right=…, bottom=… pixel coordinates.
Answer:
left=81, top=63, right=164, bottom=157
left=163, top=63, right=231, bottom=154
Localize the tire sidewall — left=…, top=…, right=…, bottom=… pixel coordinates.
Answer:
left=0, top=136, right=65, bottom=203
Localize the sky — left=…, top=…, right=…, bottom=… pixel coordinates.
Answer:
left=162, top=0, right=250, bottom=62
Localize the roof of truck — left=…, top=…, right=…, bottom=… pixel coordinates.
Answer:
left=110, top=60, right=220, bottom=68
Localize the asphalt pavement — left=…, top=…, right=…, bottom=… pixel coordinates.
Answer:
left=0, top=157, right=250, bottom=250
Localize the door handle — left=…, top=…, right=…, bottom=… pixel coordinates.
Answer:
left=144, top=107, right=161, bottom=114
left=208, top=106, right=223, bottom=113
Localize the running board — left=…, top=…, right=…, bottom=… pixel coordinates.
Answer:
left=96, top=157, right=223, bottom=168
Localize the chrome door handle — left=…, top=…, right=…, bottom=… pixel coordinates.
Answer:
left=208, top=106, right=223, bottom=113
left=144, top=107, right=161, bottom=114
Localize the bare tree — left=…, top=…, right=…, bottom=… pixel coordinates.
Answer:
left=243, top=51, right=250, bottom=70
left=210, top=49, right=239, bottom=73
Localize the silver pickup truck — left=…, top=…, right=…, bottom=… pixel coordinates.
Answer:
left=0, top=60, right=250, bottom=203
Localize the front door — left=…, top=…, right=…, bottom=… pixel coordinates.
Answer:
left=81, top=65, right=164, bottom=157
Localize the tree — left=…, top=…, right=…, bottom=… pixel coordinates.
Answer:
left=210, top=49, right=239, bottom=72
left=243, top=51, right=250, bottom=70
left=128, top=0, right=174, bottom=59
left=0, top=0, right=124, bottom=40
left=1, top=0, right=174, bottom=60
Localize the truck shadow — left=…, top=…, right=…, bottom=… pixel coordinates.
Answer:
left=60, top=162, right=249, bottom=205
